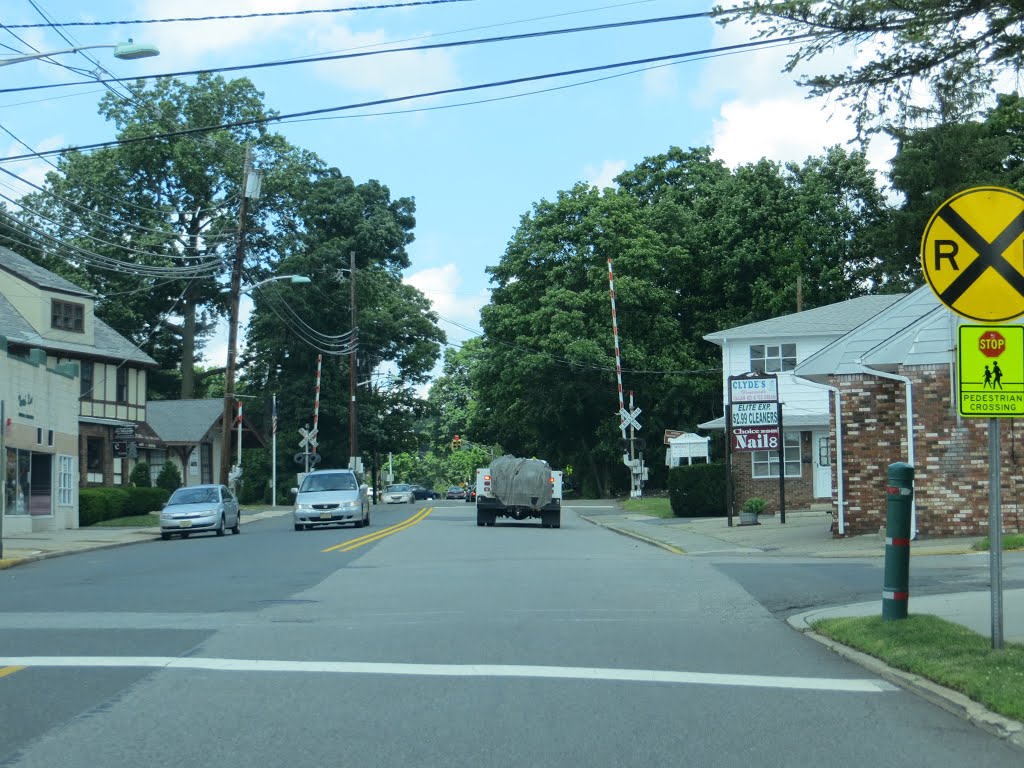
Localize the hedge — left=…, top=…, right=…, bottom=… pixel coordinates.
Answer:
left=80, top=486, right=170, bottom=525
left=668, top=462, right=728, bottom=517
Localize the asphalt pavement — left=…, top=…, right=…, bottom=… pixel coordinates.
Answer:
left=2, top=501, right=1022, bottom=748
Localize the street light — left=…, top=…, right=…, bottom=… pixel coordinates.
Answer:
left=0, top=40, right=160, bottom=67
left=220, top=274, right=312, bottom=487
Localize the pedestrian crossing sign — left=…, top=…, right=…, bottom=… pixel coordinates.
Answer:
left=958, top=324, right=1024, bottom=417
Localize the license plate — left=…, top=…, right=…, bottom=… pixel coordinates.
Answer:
left=178, top=520, right=192, bottom=528
left=319, top=512, right=332, bottom=520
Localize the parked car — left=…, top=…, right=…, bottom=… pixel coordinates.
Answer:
left=291, top=469, right=370, bottom=531
left=446, top=486, right=466, bottom=500
left=383, top=483, right=416, bottom=504
left=160, top=484, right=240, bottom=540
left=464, top=486, right=476, bottom=502
left=411, top=484, right=439, bottom=500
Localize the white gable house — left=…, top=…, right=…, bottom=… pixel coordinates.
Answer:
left=701, top=295, right=905, bottom=516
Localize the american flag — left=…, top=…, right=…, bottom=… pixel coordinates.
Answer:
left=236, top=401, right=243, bottom=425
left=271, top=398, right=277, bottom=436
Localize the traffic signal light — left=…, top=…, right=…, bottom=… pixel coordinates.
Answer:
left=452, top=434, right=462, bottom=450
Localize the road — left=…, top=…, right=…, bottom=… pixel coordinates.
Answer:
left=0, top=500, right=1021, bottom=767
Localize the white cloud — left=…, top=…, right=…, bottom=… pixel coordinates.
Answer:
left=405, top=263, right=487, bottom=344
left=583, top=160, right=626, bottom=191
left=701, top=15, right=896, bottom=177
left=642, top=65, right=679, bottom=100
left=139, top=0, right=461, bottom=98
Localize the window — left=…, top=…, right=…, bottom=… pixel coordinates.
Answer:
left=58, top=455, right=75, bottom=506
left=86, top=436, right=104, bottom=483
left=750, top=343, right=796, bottom=373
left=149, top=449, right=166, bottom=485
left=752, top=431, right=802, bottom=478
left=80, top=361, right=94, bottom=399
left=51, top=300, right=84, bottom=332
left=36, top=428, right=43, bottom=445
left=47, top=430, right=54, bottom=447
left=116, top=367, right=129, bottom=403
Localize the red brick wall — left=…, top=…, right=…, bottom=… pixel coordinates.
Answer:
left=830, top=366, right=1024, bottom=538
left=731, top=430, right=815, bottom=515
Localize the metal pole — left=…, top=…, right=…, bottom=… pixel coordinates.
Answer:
left=271, top=394, right=277, bottom=506
left=235, top=400, right=243, bottom=483
left=988, top=417, right=1004, bottom=650
left=312, top=355, right=322, bottom=458
left=778, top=403, right=786, bottom=524
left=607, top=259, right=627, bottom=440
left=220, top=146, right=251, bottom=486
left=0, top=399, right=5, bottom=558
left=349, top=251, right=359, bottom=467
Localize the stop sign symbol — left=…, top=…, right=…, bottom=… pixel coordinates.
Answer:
left=979, top=330, right=1006, bottom=358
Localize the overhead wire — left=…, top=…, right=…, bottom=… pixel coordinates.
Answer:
left=2, top=11, right=721, bottom=95
left=0, top=35, right=812, bottom=163
left=3, top=0, right=480, bottom=28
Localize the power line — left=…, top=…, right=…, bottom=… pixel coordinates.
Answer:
left=0, top=36, right=811, bottom=163
left=1, top=12, right=715, bottom=96
left=3, top=0, right=479, bottom=28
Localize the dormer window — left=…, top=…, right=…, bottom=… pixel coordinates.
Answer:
left=51, top=299, right=84, bottom=333
left=750, top=343, right=796, bottom=373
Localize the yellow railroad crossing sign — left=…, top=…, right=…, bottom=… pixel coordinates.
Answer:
left=921, top=186, right=1024, bottom=322
left=957, top=324, right=1024, bottom=417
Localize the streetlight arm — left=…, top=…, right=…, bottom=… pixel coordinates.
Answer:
left=240, top=275, right=311, bottom=296
left=0, top=41, right=159, bottom=67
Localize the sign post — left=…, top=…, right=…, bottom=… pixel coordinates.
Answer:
left=921, top=186, right=1024, bottom=650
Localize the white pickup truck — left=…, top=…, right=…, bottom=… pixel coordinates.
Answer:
left=475, top=456, right=563, bottom=528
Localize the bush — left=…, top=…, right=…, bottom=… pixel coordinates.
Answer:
left=125, top=486, right=169, bottom=515
left=741, top=497, right=766, bottom=515
left=79, top=487, right=129, bottom=526
left=129, top=461, right=151, bottom=488
left=155, top=462, right=182, bottom=492
left=668, top=462, right=727, bottom=517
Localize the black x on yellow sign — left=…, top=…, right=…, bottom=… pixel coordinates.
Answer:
left=920, top=186, right=1024, bottom=322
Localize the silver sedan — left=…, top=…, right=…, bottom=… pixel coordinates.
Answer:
left=160, top=484, right=241, bottom=540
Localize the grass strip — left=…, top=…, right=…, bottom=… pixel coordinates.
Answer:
left=89, top=514, right=159, bottom=527
left=811, top=614, right=1024, bottom=722
left=620, top=497, right=674, bottom=518
left=973, top=534, right=1024, bottom=552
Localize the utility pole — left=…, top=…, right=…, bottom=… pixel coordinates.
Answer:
left=348, top=250, right=359, bottom=471
left=220, top=146, right=256, bottom=486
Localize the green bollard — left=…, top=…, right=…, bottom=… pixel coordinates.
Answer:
left=882, top=462, right=914, bottom=621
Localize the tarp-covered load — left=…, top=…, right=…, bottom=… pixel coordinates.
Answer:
left=489, top=455, right=553, bottom=510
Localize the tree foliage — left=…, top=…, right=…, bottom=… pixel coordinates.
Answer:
left=14, top=74, right=312, bottom=399
left=469, top=145, right=894, bottom=495
left=716, top=0, right=1021, bottom=135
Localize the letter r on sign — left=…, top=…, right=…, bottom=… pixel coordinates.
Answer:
left=934, top=240, right=959, bottom=270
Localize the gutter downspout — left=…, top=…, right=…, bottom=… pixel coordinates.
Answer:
left=800, top=380, right=846, bottom=535
left=859, top=363, right=917, bottom=538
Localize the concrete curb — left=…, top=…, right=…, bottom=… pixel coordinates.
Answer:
left=579, top=516, right=684, bottom=555
left=0, top=536, right=159, bottom=570
left=788, top=614, right=1024, bottom=750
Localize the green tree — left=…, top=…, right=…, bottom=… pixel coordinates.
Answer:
left=156, top=462, right=182, bottom=492
left=242, top=169, right=444, bottom=482
left=472, top=145, right=891, bottom=495
left=716, top=1, right=1018, bottom=135
left=15, top=74, right=314, bottom=399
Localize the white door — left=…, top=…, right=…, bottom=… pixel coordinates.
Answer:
left=812, top=430, right=832, bottom=499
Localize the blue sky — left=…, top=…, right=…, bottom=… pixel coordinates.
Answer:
left=1, top=0, right=894, bottom=381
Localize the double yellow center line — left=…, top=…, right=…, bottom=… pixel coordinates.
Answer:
left=0, top=666, right=24, bottom=679
left=322, top=506, right=433, bottom=553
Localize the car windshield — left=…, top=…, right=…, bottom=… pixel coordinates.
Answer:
left=301, top=473, right=357, bottom=492
left=448, top=487, right=461, bottom=492
left=386, top=484, right=411, bottom=492
left=169, top=487, right=219, bottom=505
